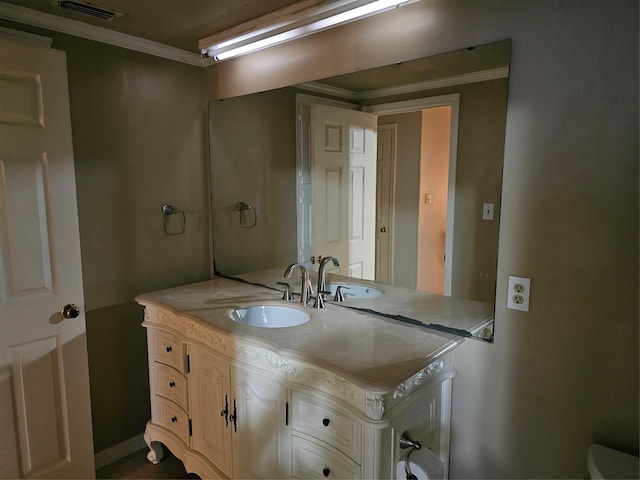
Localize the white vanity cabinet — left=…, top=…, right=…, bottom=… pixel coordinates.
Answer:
left=188, top=342, right=291, bottom=478
left=140, top=296, right=456, bottom=480
left=145, top=321, right=291, bottom=479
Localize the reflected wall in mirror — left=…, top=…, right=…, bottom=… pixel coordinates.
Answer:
left=209, top=40, right=510, bottom=308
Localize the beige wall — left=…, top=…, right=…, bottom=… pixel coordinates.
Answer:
left=209, top=87, right=298, bottom=275
left=1, top=20, right=211, bottom=453
left=206, top=1, right=639, bottom=478
left=450, top=79, right=506, bottom=302
left=65, top=37, right=210, bottom=453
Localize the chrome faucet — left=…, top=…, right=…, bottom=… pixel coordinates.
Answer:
left=283, top=263, right=313, bottom=307
left=314, top=256, right=340, bottom=308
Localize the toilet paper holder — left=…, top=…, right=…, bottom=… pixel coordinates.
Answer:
left=400, top=431, right=421, bottom=480
left=400, top=431, right=422, bottom=450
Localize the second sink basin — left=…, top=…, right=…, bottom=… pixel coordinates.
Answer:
left=228, top=305, right=310, bottom=328
left=326, top=282, right=383, bottom=299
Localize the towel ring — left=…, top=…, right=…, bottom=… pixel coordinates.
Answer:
left=162, top=204, right=186, bottom=235
left=237, top=202, right=257, bottom=228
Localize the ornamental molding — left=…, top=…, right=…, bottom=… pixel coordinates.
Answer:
left=365, top=395, right=385, bottom=421
left=393, top=358, right=445, bottom=399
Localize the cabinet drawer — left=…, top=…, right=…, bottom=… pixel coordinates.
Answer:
left=148, top=328, right=184, bottom=371
left=292, top=435, right=361, bottom=479
left=152, top=362, right=188, bottom=409
left=153, top=396, right=190, bottom=445
left=292, top=392, right=362, bottom=463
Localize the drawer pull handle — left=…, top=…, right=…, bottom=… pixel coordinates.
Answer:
left=221, top=395, right=229, bottom=426
left=171, top=416, right=177, bottom=423
left=229, top=399, right=238, bottom=433
left=322, top=467, right=331, bottom=477
left=322, top=418, right=330, bottom=427
left=169, top=381, right=176, bottom=388
left=166, top=346, right=172, bottom=353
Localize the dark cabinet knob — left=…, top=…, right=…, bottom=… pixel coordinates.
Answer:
left=322, top=467, right=330, bottom=477
left=171, top=416, right=177, bottom=423
left=322, top=418, right=330, bottom=427
left=166, top=346, right=172, bottom=352
left=169, top=381, right=176, bottom=388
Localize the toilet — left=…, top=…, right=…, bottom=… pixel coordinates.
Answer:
left=587, top=444, right=639, bottom=479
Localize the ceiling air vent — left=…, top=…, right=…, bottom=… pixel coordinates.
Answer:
left=53, top=1, right=123, bottom=21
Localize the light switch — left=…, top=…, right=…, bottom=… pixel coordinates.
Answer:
left=482, top=203, right=494, bottom=220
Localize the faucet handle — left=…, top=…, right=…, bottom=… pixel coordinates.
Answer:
left=276, top=282, right=293, bottom=301
left=313, top=294, right=325, bottom=309
left=334, top=285, right=350, bottom=302
left=313, top=290, right=332, bottom=309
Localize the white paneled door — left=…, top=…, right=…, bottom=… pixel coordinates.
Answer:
left=311, top=104, right=377, bottom=280
left=0, top=38, right=95, bottom=478
left=375, top=124, right=396, bottom=284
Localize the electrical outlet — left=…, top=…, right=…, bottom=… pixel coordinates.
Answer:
left=507, top=276, right=531, bottom=312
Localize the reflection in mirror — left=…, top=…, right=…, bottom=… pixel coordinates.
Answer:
left=209, top=40, right=510, bottom=338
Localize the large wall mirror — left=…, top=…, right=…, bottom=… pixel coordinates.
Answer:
left=209, top=40, right=510, bottom=340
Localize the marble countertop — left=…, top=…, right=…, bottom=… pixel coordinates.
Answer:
left=136, top=270, right=492, bottom=393
left=236, top=266, right=494, bottom=337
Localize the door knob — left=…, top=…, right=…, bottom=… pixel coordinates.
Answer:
left=61, top=304, right=80, bottom=319
left=380, top=227, right=387, bottom=233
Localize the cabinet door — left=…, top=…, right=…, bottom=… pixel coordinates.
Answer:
left=189, top=344, right=233, bottom=477
left=232, top=365, right=291, bottom=479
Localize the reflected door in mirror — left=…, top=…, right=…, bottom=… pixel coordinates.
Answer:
left=311, top=104, right=377, bottom=280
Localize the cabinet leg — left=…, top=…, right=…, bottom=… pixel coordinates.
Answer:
left=144, top=422, right=164, bottom=465
left=146, top=443, right=164, bottom=465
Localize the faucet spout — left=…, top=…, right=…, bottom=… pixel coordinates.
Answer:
left=283, top=263, right=313, bottom=307
left=316, top=256, right=340, bottom=308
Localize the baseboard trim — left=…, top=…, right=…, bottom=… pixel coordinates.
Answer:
left=94, top=433, right=147, bottom=470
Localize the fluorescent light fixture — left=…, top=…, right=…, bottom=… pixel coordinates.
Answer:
left=199, top=0, right=418, bottom=62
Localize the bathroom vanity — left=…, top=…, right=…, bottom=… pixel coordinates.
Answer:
left=136, top=272, right=493, bottom=479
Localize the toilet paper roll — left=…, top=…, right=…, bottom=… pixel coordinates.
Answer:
left=395, top=448, right=445, bottom=480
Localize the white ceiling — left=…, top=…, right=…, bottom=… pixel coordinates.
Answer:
left=1, top=0, right=301, bottom=52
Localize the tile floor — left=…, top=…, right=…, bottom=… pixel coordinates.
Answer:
left=96, top=446, right=200, bottom=479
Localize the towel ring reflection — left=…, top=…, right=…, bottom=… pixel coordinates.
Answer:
left=162, top=204, right=186, bottom=235
left=237, top=202, right=257, bottom=228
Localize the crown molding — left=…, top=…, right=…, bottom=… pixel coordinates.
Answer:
left=298, top=66, right=509, bottom=101
left=0, top=1, right=204, bottom=66
left=0, top=25, right=52, bottom=46
left=296, top=81, right=359, bottom=100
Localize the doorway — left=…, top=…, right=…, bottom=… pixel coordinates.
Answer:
left=365, top=95, right=459, bottom=294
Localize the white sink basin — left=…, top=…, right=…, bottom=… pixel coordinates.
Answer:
left=327, top=282, right=383, bottom=299
left=228, top=305, right=310, bottom=328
